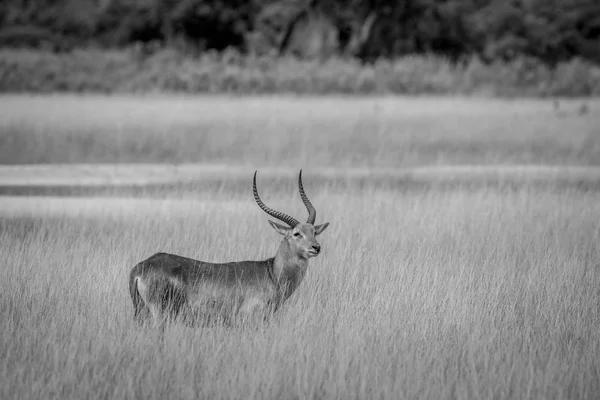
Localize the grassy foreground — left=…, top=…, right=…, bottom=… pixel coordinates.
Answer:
left=1, top=183, right=599, bottom=399
left=1, top=95, right=599, bottom=398
left=0, top=95, right=598, bottom=166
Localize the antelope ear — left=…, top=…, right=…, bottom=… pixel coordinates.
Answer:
left=268, top=220, right=292, bottom=236
left=314, top=222, right=329, bottom=236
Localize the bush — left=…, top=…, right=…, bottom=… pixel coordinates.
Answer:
left=1, top=48, right=599, bottom=96
left=1, top=0, right=600, bottom=65
left=0, top=25, right=75, bottom=52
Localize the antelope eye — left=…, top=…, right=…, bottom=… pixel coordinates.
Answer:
left=293, top=232, right=301, bottom=237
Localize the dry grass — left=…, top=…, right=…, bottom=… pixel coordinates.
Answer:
left=0, top=95, right=599, bottom=166
left=2, top=49, right=600, bottom=97
left=1, top=95, right=600, bottom=399
left=1, top=182, right=600, bottom=399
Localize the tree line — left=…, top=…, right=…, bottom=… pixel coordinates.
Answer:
left=1, top=0, right=599, bottom=65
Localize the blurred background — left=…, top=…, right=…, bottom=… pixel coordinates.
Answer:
left=1, top=0, right=599, bottom=95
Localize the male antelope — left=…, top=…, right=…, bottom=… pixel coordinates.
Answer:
left=128, top=170, right=329, bottom=328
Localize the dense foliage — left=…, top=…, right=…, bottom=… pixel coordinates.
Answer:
left=1, top=0, right=599, bottom=65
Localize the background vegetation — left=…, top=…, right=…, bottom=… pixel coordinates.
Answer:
left=2, top=48, right=600, bottom=96
left=1, top=96, right=598, bottom=166
left=2, top=0, right=600, bottom=65
left=1, top=0, right=600, bottom=95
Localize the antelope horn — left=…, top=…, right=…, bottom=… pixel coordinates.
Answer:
left=253, top=171, right=300, bottom=228
left=298, top=169, right=316, bottom=224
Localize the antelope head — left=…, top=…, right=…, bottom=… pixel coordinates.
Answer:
left=253, top=170, right=329, bottom=259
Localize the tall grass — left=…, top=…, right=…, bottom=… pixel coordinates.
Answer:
left=1, top=95, right=598, bottom=165
left=1, top=48, right=600, bottom=96
left=2, top=94, right=599, bottom=398
left=1, top=183, right=599, bottom=399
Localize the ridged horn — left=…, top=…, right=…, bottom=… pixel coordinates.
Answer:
left=253, top=171, right=300, bottom=228
left=298, top=169, right=316, bottom=224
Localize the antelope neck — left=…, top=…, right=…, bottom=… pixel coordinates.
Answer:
left=272, top=238, right=309, bottom=296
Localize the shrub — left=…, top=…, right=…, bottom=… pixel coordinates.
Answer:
left=0, top=48, right=599, bottom=96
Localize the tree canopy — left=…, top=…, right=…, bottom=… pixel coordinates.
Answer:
left=1, top=0, right=599, bottom=64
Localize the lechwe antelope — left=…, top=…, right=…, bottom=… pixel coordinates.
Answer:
left=128, top=170, right=329, bottom=328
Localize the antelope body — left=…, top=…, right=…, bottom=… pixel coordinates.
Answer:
left=128, top=170, right=329, bottom=328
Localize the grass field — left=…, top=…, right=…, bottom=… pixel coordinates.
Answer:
left=1, top=95, right=600, bottom=399
left=1, top=95, right=598, bottom=166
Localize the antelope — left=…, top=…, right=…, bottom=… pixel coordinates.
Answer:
left=128, top=170, right=329, bottom=329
